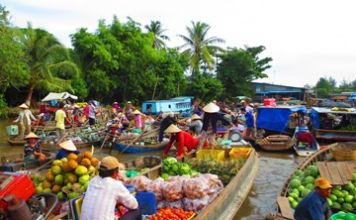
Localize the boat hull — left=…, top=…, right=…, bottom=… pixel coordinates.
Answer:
left=112, top=141, right=167, bottom=153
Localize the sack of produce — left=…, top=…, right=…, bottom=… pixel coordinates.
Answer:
left=162, top=179, right=184, bottom=201
left=130, top=175, right=151, bottom=192
left=147, top=177, right=164, bottom=201
left=165, top=200, right=183, bottom=209
left=182, top=196, right=210, bottom=211
left=200, top=174, right=224, bottom=195
left=183, top=175, right=209, bottom=199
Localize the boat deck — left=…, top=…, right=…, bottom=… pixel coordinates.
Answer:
left=317, top=161, right=356, bottom=185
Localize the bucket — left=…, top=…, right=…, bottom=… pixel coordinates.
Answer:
left=6, top=125, right=19, bottom=136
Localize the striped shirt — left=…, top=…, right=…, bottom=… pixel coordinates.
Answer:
left=81, top=176, right=138, bottom=220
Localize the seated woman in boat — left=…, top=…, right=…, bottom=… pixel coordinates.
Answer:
left=56, top=140, right=80, bottom=160
left=132, top=110, right=144, bottom=133
left=163, top=124, right=200, bottom=161
left=24, top=132, right=46, bottom=162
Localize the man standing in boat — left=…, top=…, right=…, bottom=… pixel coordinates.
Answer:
left=294, top=177, right=332, bottom=220
left=55, top=102, right=67, bottom=142
left=13, top=103, right=37, bottom=139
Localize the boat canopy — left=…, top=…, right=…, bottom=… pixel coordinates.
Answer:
left=41, top=92, right=78, bottom=102
left=310, top=107, right=356, bottom=129
left=256, top=105, right=307, bottom=133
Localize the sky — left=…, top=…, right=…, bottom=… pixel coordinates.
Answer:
left=2, top=0, right=356, bottom=88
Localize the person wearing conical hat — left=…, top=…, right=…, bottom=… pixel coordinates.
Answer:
left=163, top=124, right=200, bottom=160
left=24, top=132, right=46, bottom=162
left=133, top=109, right=144, bottom=131
left=13, top=103, right=37, bottom=139
left=202, top=102, right=232, bottom=134
left=158, top=112, right=177, bottom=142
left=55, top=139, right=80, bottom=160
left=188, top=114, right=203, bottom=135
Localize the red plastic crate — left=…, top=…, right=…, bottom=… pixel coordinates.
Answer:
left=0, top=172, right=36, bottom=210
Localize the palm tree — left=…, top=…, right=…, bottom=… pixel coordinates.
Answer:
left=179, top=21, right=225, bottom=74
left=19, top=23, right=79, bottom=105
left=145, top=21, right=169, bottom=49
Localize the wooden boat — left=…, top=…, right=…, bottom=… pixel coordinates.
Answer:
left=314, top=129, right=356, bottom=142
left=0, top=150, right=55, bottom=172
left=7, top=137, right=26, bottom=146
left=193, top=147, right=259, bottom=220
left=256, top=134, right=295, bottom=151
left=292, top=126, right=320, bottom=157
left=266, top=143, right=346, bottom=220
left=112, top=141, right=168, bottom=153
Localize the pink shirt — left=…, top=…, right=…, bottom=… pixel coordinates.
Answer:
left=134, top=115, right=142, bottom=128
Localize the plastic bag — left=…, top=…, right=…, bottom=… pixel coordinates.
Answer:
left=162, top=179, right=183, bottom=201
left=183, top=176, right=209, bottom=199
left=200, top=174, right=224, bottom=195
left=182, top=196, right=210, bottom=211
left=130, top=175, right=151, bottom=192
left=147, top=177, right=164, bottom=201
left=165, top=200, right=183, bottom=209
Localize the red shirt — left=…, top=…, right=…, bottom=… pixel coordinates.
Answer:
left=163, top=131, right=199, bottom=157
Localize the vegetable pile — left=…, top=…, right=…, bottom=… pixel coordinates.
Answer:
left=161, top=157, right=198, bottom=179
left=148, top=208, right=194, bottom=220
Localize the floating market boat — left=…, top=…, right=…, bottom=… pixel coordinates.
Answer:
left=0, top=150, right=55, bottom=172
left=267, top=142, right=356, bottom=220
left=256, top=134, right=295, bottom=151
left=292, top=125, right=320, bottom=157
left=310, top=107, right=356, bottom=142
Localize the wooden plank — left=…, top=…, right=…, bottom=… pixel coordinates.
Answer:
left=277, top=197, right=294, bottom=220
left=346, top=162, right=356, bottom=181
left=317, top=162, right=332, bottom=183
left=335, top=162, right=350, bottom=185
left=326, top=162, right=343, bottom=185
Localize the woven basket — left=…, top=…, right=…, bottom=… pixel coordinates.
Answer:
left=331, top=142, right=356, bottom=161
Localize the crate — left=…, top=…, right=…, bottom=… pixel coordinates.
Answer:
left=196, top=149, right=225, bottom=161
left=135, top=192, right=157, bottom=215
left=6, top=125, right=18, bottom=136
left=229, top=147, right=252, bottom=159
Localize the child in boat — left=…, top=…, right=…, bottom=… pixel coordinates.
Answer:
left=55, top=140, right=80, bottom=159
left=24, top=132, right=46, bottom=162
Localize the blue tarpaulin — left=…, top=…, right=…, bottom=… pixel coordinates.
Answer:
left=256, top=106, right=307, bottom=133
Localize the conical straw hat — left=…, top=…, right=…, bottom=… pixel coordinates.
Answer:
left=203, top=102, right=220, bottom=113
left=25, top=132, right=39, bottom=139
left=59, top=140, right=77, bottom=151
left=133, top=110, right=142, bottom=115
left=164, top=124, right=182, bottom=133
left=18, top=103, right=29, bottom=109
left=191, top=114, right=202, bottom=120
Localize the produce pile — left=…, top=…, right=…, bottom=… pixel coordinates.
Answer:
left=32, top=151, right=99, bottom=201
left=287, top=164, right=356, bottom=212
left=161, top=157, right=198, bottom=180
left=186, top=158, right=246, bottom=185
left=148, top=208, right=195, bottom=220
left=129, top=173, right=223, bottom=212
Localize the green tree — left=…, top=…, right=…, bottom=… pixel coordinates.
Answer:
left=19, top=24, right=79, bottom=105
left=314, top=77, right=336, bottom=98
left=0, top=5, right=28, bottom=97
left=145, top=20, right=169, bottom=49
left=216, top=46, right=271, bottom=97
left=185, top=74, right=223, bottom=102
left=179, top=21, right=225, bottom=74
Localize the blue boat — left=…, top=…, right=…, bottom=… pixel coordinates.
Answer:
left=141, top=96, right=193, bottom=116
left=112, top=141, right=168, bottom=153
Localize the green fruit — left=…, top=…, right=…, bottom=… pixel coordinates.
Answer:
left=75, top=165, right=88, bottom=176
left=306, top=165, right=319, bottom=177
left=342, top=203, right=353, bottom=211
left=57, top=192, right=65, bottom=201
left=298, top=185, right=305, bottom=192
left=337, top=197, right=344, bottom=204
left=161, top=173, right=169, bottom=181
left=61, top=157, right=68, bottom=164
left=288, top=196, right=295, bottom=203
left=68, top=192, right=80, bottom=199
left=329, top=194, right=338, bottom=201
left=52, top=160, right=62, bottom=166
left=72, top=183, right=82, bottom=192
left=306, top=183, right=315, bottom=190
left=291, top=201, right=298, bottom=209
left=52, top=165, right=62, bottom=175
left=342, top=190, right=349, bottom=196
left=79, top=174, right=90, bottom=185
left=292, top=189, right=300, bottom=197
left=301, top=189, right=311, bottom=197
left=43, top=188, right=52, bottom=193
left=352, top=201, right=356, bottom=209
left=294, top=169, right=303, bottom=176
left=65, top=173, right=78, bottom=184
left=303, top=176, right=315, bottom=185
left=346, top=182, right=355, bottom=191
left=54, top=174, right=64, bottom=185
left=333, top=202, right=341, bottom=209
left=326, top=198, right=333, bottom=206
left=66, top=182, right=72, bottom=189
left=290, top=179, right=301, bottom=189
left=345, top=195, right=354, bottom=203
left=36, top=185, right=43, bottom=193
left=289, top=192, right=299, bottom=200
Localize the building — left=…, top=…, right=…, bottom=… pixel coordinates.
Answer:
left=251, top=82, right=307, bottom=102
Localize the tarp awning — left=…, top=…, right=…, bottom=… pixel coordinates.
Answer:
left=256, top=105, right=307, bottom=132
left=41, top=92, right=78, bottom=102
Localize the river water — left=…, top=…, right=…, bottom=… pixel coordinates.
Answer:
left=0, top=119, right=304, bottom=219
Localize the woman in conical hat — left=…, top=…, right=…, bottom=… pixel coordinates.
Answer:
left=55, top=139, right=80, bottom=160
left=24, top=132, right=47, bottom=162
left=188, top=114, right=203, bottom=135
left=163, top=124, right=200, bottom=160
left=14, top=103, right=37, bottom=139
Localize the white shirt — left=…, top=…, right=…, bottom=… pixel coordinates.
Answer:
left=81, top=176, right=138, bottom=220
left=14, top=109, right=36, bottom=125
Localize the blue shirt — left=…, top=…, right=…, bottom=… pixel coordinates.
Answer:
left=245, top=112, right=254, bottom=128
left=55, top=149, right=80, bottom=159
left=294, top=191, right=332, bottom=220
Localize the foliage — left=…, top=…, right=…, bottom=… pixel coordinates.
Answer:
left=216, top=46, right=271, bottom=98
left=145, top=20, right=169, bottom=49
left=315, top=77, right=337, bottom=98
left=0, top=5, right=28, bottom=94
left=185, top=73, right=223, bottom=102
left=179, top=21, right=225, bottom=73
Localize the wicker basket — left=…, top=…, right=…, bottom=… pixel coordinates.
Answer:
left=331, top=142, right=356, bottom=161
